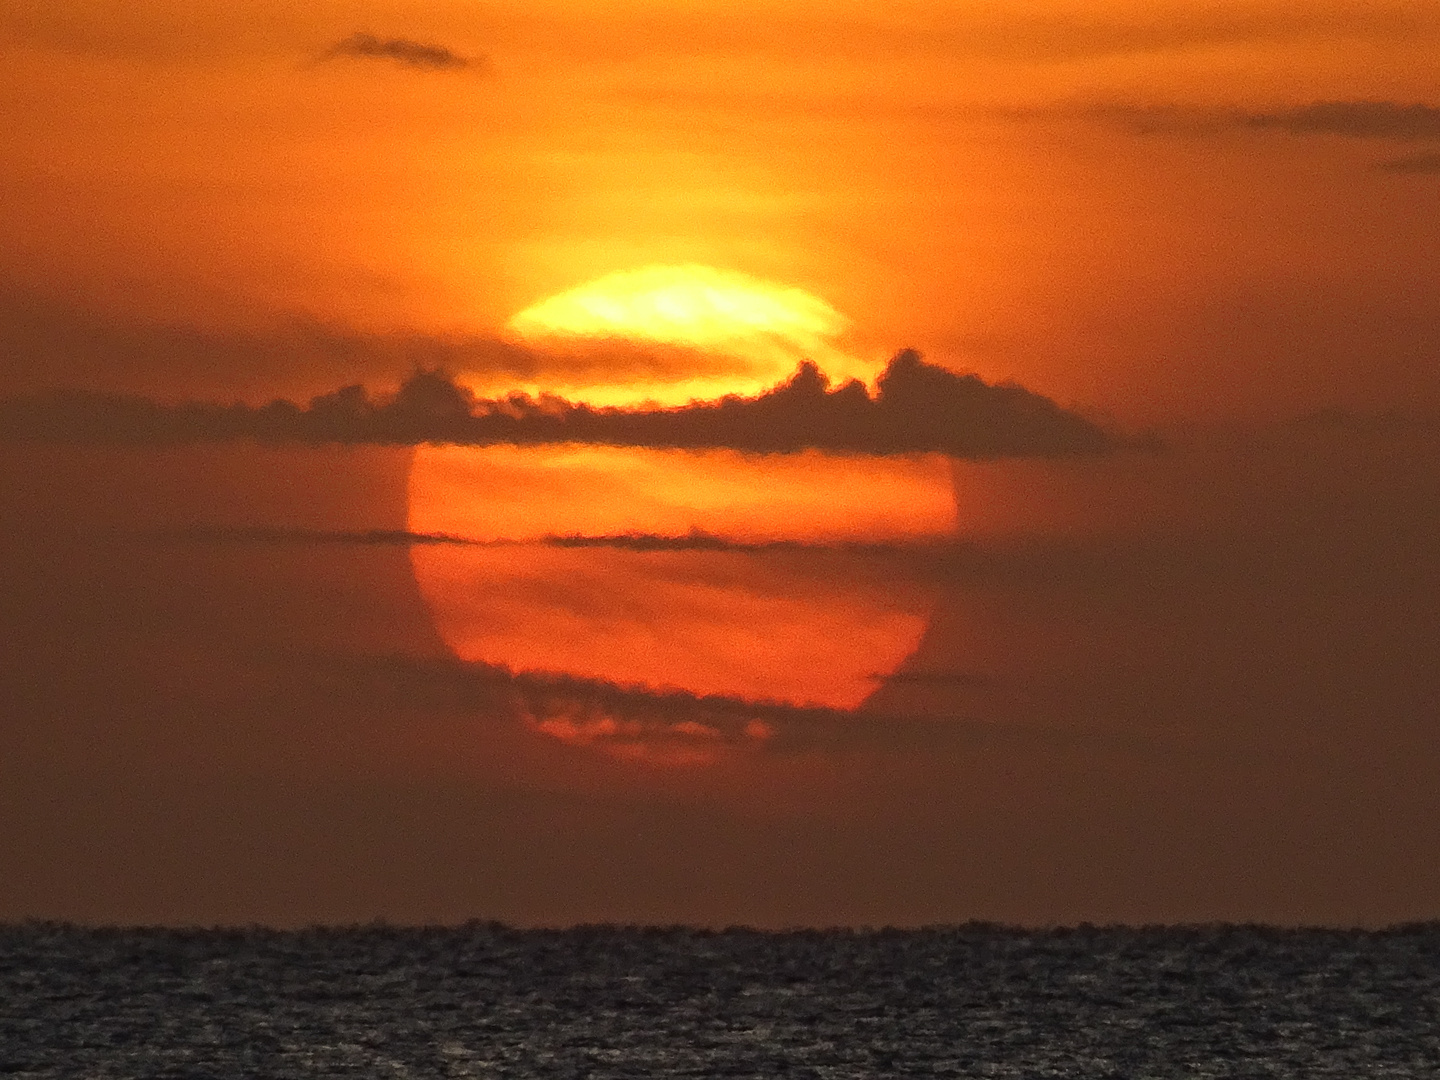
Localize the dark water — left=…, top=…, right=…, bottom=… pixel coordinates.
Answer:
left=3, top=923, right=1438, bottom=1078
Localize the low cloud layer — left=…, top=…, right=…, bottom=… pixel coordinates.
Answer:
left=323, top=32, right=476, bottom=70
left=0, top=351, right=1115, bottom=458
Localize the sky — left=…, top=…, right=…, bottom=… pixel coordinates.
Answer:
left=2, top=0, right=1440, bottom=926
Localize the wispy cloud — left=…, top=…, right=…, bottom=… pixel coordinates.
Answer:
left=0, top=352, right=1116, bottom=459
left=135, top=525, right=926, bottom=557
left=322, top=652, right=1126, bottom=765
left=1088, top=100, right=1440, bottom=141
left=1376, top=150, right=1440, bottom=173
left=323, top=32, right=477, bottom=71
left=1241, top=101, right=1440, bottom=139
left=0, top=285, right=770, bottom=403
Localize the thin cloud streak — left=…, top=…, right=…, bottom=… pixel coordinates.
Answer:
left=326, top=652, right=1154, bottom=760
left=1377, top=151, right=1440, bottom=173
left=96, top=525, right=1304, bottom=596
left=1242, top=101, right=1440, bottom=139
left=130, top=525, right=925, bottom=556
left=323, top=32, right=477, bottom=71
left=0, top=287, right=756, bottom=401
left=1087, top=99, right=1440, bottom=140
left=0, top=351, right=1116, bottom=459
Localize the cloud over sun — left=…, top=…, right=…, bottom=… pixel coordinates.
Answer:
left=503, top=265, right=876, bottom=407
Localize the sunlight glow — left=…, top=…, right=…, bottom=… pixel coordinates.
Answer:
left=505, top=264, right=877, bottom=404
left=511, top=264, right=845, bottom=348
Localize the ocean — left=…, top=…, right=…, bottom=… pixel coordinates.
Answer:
left=2, top=923, right=1437, bottom=1077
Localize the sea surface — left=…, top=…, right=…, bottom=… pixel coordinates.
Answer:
left=2, top=923, right=1437, bottom=1078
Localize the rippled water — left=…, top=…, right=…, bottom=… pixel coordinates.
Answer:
left=3, top=924, right=1438, bottom=1077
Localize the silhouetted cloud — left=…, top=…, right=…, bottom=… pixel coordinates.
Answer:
left=142, top=526, right=489, bottom=548
left=324, top=32, right=476, bottom=70
left=136, top=525, right=923, bottom=556
left=326, top=652, right=1124, bottom=762
left=315, top=651, right=839, bottom=760
left=0, top=351, right=1115, bottom=459
left=139, top=524, right=1365, bottom=598
left=1090, top=100, right=1440, bottom=141
left=878, top=670, right=997, bottom=688
left=1377, top=151, right=1440, bottom=173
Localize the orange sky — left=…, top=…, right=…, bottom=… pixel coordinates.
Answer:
left=3, top=0, right=1440, bottom=418
left=5, top=2, right=1440, bottom=927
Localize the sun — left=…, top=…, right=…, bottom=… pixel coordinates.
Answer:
left=502, top=264, right=878, bottom=406
left=407, top=263, right=955, bottom=763
left=510, top=264, right=845, bottom=353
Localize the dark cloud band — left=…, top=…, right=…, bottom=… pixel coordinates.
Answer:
left=0, top=351, right=1114, bottom=459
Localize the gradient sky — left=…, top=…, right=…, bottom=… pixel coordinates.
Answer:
left=3, top=1, right=1440, bottom=927
left=6, top=0, right=1440, bottom=415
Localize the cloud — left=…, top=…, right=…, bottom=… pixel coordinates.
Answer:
left=124, top=525, right=1340, bottom=624
left=0, top=351, right=1116, bottom=459
left=7, top=420, right=1440, bottom=923
left=1090, top=100, right=1440, bottom=141
left=1241, top=101, right=1440, bottom=139
left=323, top=32, right=476, bottom=71
left=1377, top=151, right=1440, bottom=173
left=0, top=286, right=766, bottom=404
left=320, top=651, right=1120, bottom=765
left=309, top=651, right=845, bottom=761
left=133, top=525, right=926, bottom=557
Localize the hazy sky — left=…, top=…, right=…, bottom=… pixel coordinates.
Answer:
left=5, top=0, right=1440, bottom=415
left=2, top=1, right=1440, bottom=927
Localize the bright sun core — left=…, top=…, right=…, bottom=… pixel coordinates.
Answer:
left=500, top=264, right=878, bottom=407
